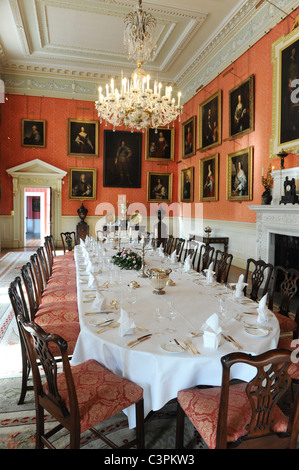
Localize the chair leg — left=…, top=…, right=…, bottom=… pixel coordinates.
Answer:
left=18, top=342, right=31, bottom=405
left=176, top=402, right=185, bottom=449
left=135, top=398, right=145, bottom=449
left=35, top=403, right=45, bottom=449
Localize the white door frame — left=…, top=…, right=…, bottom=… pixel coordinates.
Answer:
left=6, top=159, right=67, bottom=248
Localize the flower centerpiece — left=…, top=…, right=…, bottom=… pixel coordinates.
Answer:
left=112, top=248, right=142, bottom=271
left=261, top=164, right=273, bottom=205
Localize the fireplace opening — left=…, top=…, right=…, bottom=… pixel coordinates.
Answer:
left=274, top=234, right=299, bottom=303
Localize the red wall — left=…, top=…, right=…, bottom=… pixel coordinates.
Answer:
left=0, top=10, right=298, bottom=222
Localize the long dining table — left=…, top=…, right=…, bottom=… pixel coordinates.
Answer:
left=71, top=240, right=280, bottom=428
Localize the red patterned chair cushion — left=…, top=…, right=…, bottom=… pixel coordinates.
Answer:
left=43, top=359, right=143, bottom=433
left=41, top=284, right=77, bottom=302
left=177, top=382, right=288, bottom=449
left=274, top=312, right=297, bottom=333
left=277, top=337, right=299, bottom=380
left=42, top=322, right=80, bottom=356
left=46, top=276, right=77, bottom=287
left=35, top=300, right=79, bottom=324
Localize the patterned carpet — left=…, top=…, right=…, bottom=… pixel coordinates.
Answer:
left=0, top=252, right=35, bottom=378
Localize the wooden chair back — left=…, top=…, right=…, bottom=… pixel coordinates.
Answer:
left=21, top=262, right=41, bottom=320
left=213, top=250, right=233, bottom=284
left=61, top=231, right=77, bottom=253
left=244, top=258, right=273, bottom=301
left=216, top=349, right=299, bottom=449
left=196, top=243, right=215, bottom=272
left=8, top=277, right=33, bottom=403
left=268, top=266, right=299, bottom=317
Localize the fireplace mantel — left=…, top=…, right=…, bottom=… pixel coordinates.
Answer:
left=249, top=205, right=299, bottom=263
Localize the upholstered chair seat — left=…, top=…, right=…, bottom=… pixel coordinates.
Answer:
left=177, top=382, right=288, bottom=449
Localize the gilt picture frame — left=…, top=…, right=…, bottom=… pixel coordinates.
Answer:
left=145, top=127, right=174, bottom=161
left=198, top=90, right=222, bottom=151
left=103, top=130, right=142, bottom=188
left=67, top=119, right=98, bottom=157
left=227, top=147, right=253, bottom=201
left=69, top=167, right=97, bottom=200
left=229, top=75, right=255, bottom=139
left=182, top=116, right=196, bottom=159
left=180, top=167, right=194, bottom=202
left=270, top=27, right=299, bottom=157
left=147, top=172, right=173, bottom=203
left=199, top=153, right=219, bottom=202
left=22, top=119, right=46, bottom=148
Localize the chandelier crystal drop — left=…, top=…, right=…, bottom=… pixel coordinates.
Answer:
left=95, top=0, right=183, bottom=131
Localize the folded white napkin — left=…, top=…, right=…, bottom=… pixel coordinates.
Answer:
left=92, top=290, right=107, bottom=311
left=158, top=245, right=164, bottom=257
left=170, top=251, right=178, bottom=264
left=183, top=255, right=192, bottom=272
left=202, top=313, right=222, bottom=349
left=234, top=274, right=248, bottom=299
left=204, top=262, right=215, bottom=284
left=118, top=308, right=136, bottom=337
left=86, top=259, right=95, bottom=273
left=88, top=272, right=98, bottom=289
left=257, top=294, right=269, bottom=324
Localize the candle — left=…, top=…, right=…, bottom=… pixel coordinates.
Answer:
left=178, top=91, right=181, bottom=107
left=129, top=227, right=132, bottom=237
left=147, top=74, right=150, bottom=90
left=262, top=167, right=264, bottom=177
left=155, top=228, right=158, bottom=238
left=142, top=236, right=145, bottom=245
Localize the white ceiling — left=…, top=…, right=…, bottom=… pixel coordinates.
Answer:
left=0, top=0, right=297, bottom=103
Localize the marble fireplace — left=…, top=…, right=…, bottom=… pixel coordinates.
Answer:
left=249, top=167, right=299, bottom=266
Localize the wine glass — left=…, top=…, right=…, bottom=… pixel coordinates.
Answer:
left=126, top=285, right=137, bottom=316
left=218, top=297, right=229, bottom=331
left=165, top=301, right=177, bottom=332
left=154, top=307, right=165, bottom=336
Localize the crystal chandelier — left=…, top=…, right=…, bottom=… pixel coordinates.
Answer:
left=95, top=0, right=182, bottom=131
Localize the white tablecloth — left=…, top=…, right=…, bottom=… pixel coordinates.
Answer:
left=71, top=243, right=280, bottom=428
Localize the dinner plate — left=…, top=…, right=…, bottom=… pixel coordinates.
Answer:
left=244, top=327, right=269, bottom=337
left=160, top=341, right=185, bottom=353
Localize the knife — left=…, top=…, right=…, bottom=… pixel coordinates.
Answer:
left=222, top=334, right=243, bottom=350
left=128, top=335, right=152, bottom=348
left=127, top=334, right=152, bottom=346
left=85, top=311, right=114, bottom=315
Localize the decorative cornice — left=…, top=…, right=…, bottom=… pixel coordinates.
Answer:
left=2, top=0, right=298, bottom=102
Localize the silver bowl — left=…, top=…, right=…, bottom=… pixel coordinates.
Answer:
left=146, top=268, right=172, bottom=295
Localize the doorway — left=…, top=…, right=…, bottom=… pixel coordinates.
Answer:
left=24, top=188, right=50, bottom=247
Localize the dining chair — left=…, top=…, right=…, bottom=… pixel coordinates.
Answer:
left=21, top=262, right=79, bottom=325
left=268, top=265, right=299, bottom=334
left=163, top=236, right=174, bottom=255
left=182, top=240, right=198, bottom=266
left=61, top=231, right=77, bottom=253
left=174, top=238, right=185, bottom=262
left=212, top=250, right=233, bottom=284
left=176, top=349, right=299, bottom=449
left=8, top=277, right=80, bottom=405
left=243, top=258, right=274, bottom=301
left=196, top=243, right=215, bottom=273
left=17, top=314, right=144, bottom=449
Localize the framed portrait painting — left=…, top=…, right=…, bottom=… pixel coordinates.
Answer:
left=229, top=75, right=255, bottom=139
left=68, top=167, right=96, bottom=200
left=198, top=90, right=222, bottom=151
left=270, top=28, right=299, bottom=156
left=227, top=147, right=253, bottom=201
left=67, top=119, right=98, bottom=157
left=147, top=172, right=173, bottom=203
left=103, top=130, right=142, bottom=188
left=145, top=127, right=174, bottom=161
left=180, top=167, right=194, bottom=202
left=182, top=116, right=196, bottom=159
left=22, top=119, right=46, bottom=148
left=199, top=153, right=219, bottom=202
